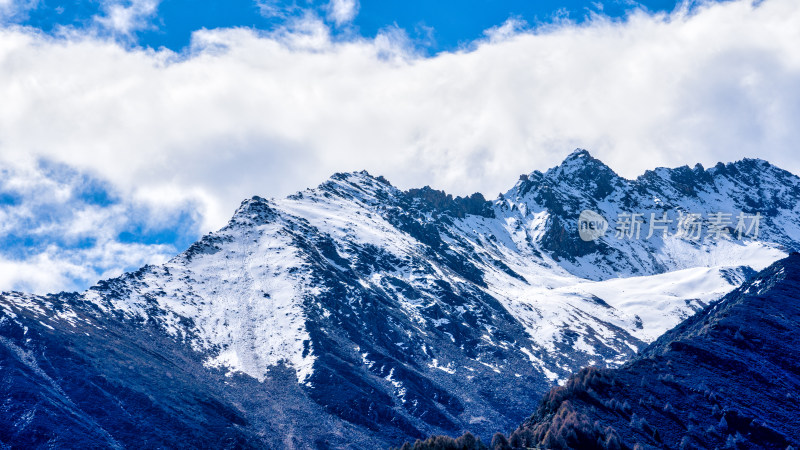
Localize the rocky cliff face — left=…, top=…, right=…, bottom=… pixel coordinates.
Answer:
left=2, top=150, right=799, bottom=448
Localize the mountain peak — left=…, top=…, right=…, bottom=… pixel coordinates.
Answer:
left=530, top=149, right=622, bottom=200
left=551, top=148, right=616, bottom=176
left=325, top=170, right=396, bottom=190
left=229, top=195, right=276, bottom=226
left=287, top=170, right=400, bottom=206
left=565, top=148, right=593, bottom=160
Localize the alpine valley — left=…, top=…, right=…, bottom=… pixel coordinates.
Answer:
left=2, top=150, right=799, bottom=449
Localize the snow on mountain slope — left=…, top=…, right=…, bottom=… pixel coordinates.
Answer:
left=79, top=202, right=316, bottom=384
left=500, top=253, right=800, bottom=449
left=554, top=265, right=754, bottom=341
left=3, top=150, right=800, bottom=447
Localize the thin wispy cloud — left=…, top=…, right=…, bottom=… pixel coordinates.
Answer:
left=0, top=0, right=36, bottom=21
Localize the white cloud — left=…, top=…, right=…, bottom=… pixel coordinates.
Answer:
left=373, top=24, right=415, bottom=60
left=95, top=0, right=160, bottom=35
left=0, top=241, right=175, bottom=295
left=255, top=0, right=282, bottom=18
left=1, top=0, right=800, bottom=293
left=0, top=161, right=195, bottom=293
left=326, top=0, right=358, bottom=26
left=0, top=0, right=37, bottom=21
left=483, top=17, right=528, bottom=43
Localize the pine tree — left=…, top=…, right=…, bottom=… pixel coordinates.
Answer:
left=490, top=433, right=511, bottom=450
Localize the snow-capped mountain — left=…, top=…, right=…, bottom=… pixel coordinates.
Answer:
left=2, top=150, right=799, bottom=447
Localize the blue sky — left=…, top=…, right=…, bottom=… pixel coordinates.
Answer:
left=2, top=0, right=800, bottom=294
left=15, top=0, right=686, bottom=52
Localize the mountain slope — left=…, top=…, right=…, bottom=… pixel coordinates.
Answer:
left=503, top=252, right=800, bottom=449
left=0, top=290, right=380, bottom=448
left=2, top=151, right=800, bottom=447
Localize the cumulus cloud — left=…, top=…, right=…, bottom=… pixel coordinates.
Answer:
left=95, top=0, right=160, bottom=35
left=1, top=0, right=800, bottom=291
left=326, top=0, right=358, bottom=26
